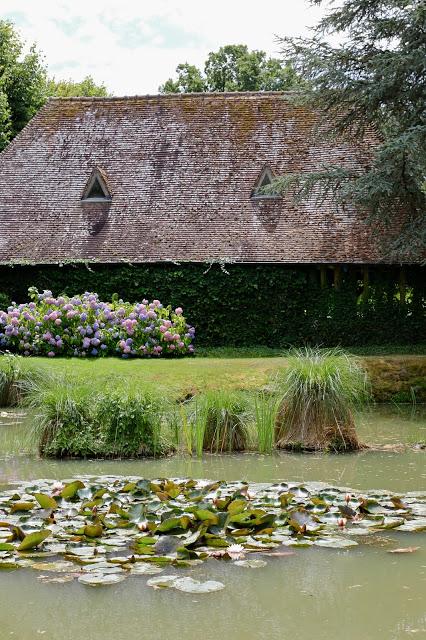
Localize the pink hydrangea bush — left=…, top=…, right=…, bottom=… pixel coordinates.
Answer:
left=0, top=289, right=195, bottom=358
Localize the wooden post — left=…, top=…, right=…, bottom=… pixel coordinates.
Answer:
left=333, top=265, right=342, bottom=290
left=320, top=265, right=327, bottom=289
left=399, top=267, right=406, bottom=306
left=308, top=268, right=317, bottom=287
left=362, top=265, right=369, bottom=303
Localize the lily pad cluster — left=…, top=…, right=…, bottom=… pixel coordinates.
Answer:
left=0, top=476, right=425, bottom=589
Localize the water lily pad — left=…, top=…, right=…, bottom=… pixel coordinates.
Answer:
left=84, top=523, right=103, bottom=538
left=82, top=564, right=124, bottom=574
left=314, top=537, right=358, bottom=548
left=10, top=502, right=35, bottom=513
left=31, top=561, right=76, bottom=572
left=129, top=564, right=164, bottom=575
left=38, top=574, right=75, bottom=584
left=17, top=529, right=51, bottom=551
left=78, top=572, right=127, bottom=586
left=233, top=559, right=267, bottom=568
left=146, top=575, right=180, bottom=589
left=173, top=577, right=225, bottom=593
left=33, top=494, right=58, bottom=510
left=60, top=481, right=85, bottom=500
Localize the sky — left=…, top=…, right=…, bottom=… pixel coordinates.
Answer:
left=1, top=0, right=326, bottom=95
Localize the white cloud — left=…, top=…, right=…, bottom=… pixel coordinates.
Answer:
left=0, top=0, right=326, bottom=94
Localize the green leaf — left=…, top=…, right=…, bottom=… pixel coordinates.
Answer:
left=33, top=493, right=58, bottom=510
left=195, top=509, right=219, bottom=525
left=227, top=499, right=247, bottom=515
left=84, top=523, right=103, bottom=538
left=60, top=481, right=85, bottom=500
left=10, top=502, right=35, bottom=513
left=156, top=516, right=191, bottom=533
left=17, top=529, right=52, bottom=551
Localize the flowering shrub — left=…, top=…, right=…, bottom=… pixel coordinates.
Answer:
left=0, top=288, right=195, bottom=358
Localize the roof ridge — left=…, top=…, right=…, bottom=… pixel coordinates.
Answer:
left=48, top=90, right=300, bottom=102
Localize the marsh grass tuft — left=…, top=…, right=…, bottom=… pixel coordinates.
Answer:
left=253, top=391, right=281, bottom=454
left=274, top=348, right=370, bottom=451
left=184, top=390, right=250, bottom=454
left=0, top=353, right=44, bottom=407
left=28, top=379, right=171, bottom=458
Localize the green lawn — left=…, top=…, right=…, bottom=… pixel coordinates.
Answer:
left=4, top=352, right=426, bottom=402
left=18, top=356, right=283, bottom=396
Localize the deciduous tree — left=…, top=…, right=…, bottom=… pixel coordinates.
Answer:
left=160, top=44, right=300, bottom=93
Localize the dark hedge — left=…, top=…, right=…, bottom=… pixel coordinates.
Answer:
left=0, top=263, right=424, bottom=346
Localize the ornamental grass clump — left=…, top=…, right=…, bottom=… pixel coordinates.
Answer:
left=253, top=391, right=281, bottom=454
left=0, top=288, right=195, bottom=358
left=188, top=390, right=250, bottom=454
left=0, top=353, right=43, bottom=407
left=275, top=348, right=370, bottom=452
left=29, top=382, right=98, bottom=457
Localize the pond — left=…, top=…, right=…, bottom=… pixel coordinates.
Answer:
left=0, top=406, right=425, bottom=640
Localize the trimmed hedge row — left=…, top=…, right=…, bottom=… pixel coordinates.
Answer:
left=0, top=263, right=424, bottom=346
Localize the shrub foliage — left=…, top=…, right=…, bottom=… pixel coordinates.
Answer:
left=30, top=383, right=168, bottom=458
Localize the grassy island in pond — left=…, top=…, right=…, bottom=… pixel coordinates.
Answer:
left=275, top=349, right=369, bottom=451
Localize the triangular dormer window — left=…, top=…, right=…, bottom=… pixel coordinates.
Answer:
left=251, top=167, right=280, bottom=199
left=82, top=168, right=111, bottom=202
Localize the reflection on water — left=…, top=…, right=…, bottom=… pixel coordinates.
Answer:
left=0, top=405, right=425, bottom=640
left=1, top=406, right=425, bottom=492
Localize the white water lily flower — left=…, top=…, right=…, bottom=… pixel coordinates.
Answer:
left=227, top=544, right=246, bottom=559
left=137, top=520, right=149, bottom=531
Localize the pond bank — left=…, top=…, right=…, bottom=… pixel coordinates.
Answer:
left=1, top=354, right=425, bottom=402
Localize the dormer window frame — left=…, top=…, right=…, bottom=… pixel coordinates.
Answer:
left=81, top=168, right=112, bottom=203
left=251, top=166, right=281, bottom=200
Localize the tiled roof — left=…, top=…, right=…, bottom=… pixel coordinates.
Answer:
left=0, top=92, right=399, bottom=264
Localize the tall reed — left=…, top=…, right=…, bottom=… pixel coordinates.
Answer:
left=27, top=380, right=97, bottom=457
left=186, top=390, right=250, bottom=454
left=275, top=348, right=370, bottom=451
left=253, top=391, right=280, bottom=453
left=0, top=353, right=42, bottom=407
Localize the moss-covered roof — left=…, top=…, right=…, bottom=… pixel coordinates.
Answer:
left=0, top=92, right=398, bottom=264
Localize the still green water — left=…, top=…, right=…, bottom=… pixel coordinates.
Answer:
left=0, top=406, right=425, bottom=640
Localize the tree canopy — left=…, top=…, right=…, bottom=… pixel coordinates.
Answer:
left=159, top=44, right=300, bottom=93
left=275, top=0, right=426, bottom=262
left=0, top=21, right=47, bottom=148
left=47, top=76, right=109, bottom=98
left=0, top=20, right=109, bottom=151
